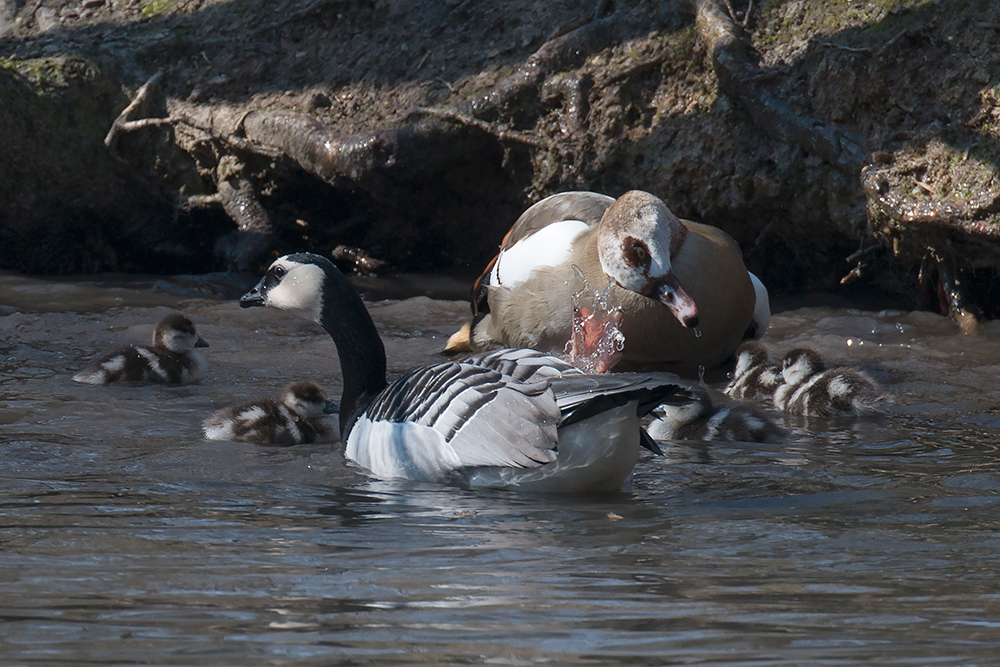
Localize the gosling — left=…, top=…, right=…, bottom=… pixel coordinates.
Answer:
left=648, top=385, right=785, bottom=443
left=203, top=381, right=338, bottom=446
left=724, top=341, right=781, bottom=402
left=73, top=313, right=209, bottom=386
left=773, top=348, right=887, bottom=417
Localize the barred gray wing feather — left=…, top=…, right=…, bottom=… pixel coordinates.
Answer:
left=364, top=361, right=559, bottom=468
left=466, top=348, right=582, bottom=384
left=548, top=372, right=694, bottom=426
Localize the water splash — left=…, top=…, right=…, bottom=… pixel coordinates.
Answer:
left=566, top=266, right=625, bottom=373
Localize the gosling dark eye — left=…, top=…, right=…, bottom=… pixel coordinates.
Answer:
left=273, top=265, right=286, bottom=278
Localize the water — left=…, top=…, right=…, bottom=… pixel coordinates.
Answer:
left=3, top=271, right=1000, bottom=665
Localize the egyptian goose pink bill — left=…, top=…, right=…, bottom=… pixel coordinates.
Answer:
left=203, top=381, right=339, bottom=446
left=72, top=314, right=209, bottom=386
left=443, top=190, right=769, bottom=374
left=773, top=348, right=889, bottom=417
left=648, top=384, right=785, bottom=443
left=239, top=252, right=694, bottom=493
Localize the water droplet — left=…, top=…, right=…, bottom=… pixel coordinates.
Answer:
left=567, top=272, right=625, bottom=373
left=697, top=365, right=706, bottom=383
left=693, top=327, right=703, bottom=339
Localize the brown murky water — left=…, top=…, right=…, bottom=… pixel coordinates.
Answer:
left=2, top=271, right=1000, bottom=665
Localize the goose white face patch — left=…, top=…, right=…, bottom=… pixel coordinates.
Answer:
left=491, top=220, right=590, bottom=287
left=265, top=260, right=326, bottom=323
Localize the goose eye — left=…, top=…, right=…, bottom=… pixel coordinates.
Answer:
left=273, top=265, right=286, bottom=278
left=624, top=237, right=650, bottom=265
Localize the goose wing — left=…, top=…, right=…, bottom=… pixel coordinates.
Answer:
left=500, top=192, right=613, bottom=250
left=349, top=351, right=691, bottom=483
left=548, top=372, right=695, bottom=426
left=465, top=349, right=691, bottom=423
left=351, top=360, right=561, bottom=480
left=466, top=348, right=582, bottom=383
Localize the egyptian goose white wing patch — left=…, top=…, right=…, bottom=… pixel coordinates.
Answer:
left=490, top=219, right=590, bottom=287
left=349, top=361, right=561, bottom=481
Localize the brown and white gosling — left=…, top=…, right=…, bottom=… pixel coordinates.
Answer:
left=648, top=385, right=785, bottom=443
left=724, top=341, right=782, bottom=401
left=773, top=348, right=887, bottom=417
left=202, top=381, right=338, bottom=446
left=73, top=313, right=209, bottom=386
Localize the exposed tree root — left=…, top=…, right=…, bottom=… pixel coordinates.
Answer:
left=693, top=0, right=1000, bottom=328
left=104, top=71, right=167, bottom=157
left=862, top=165, right=1000, bottom=239
left=861, top=160, right=1000, bottom=330
left=694, top=0, right=867, bottom=173
left=236, top=6, right=647, bottom=188
left=103, top=3, right=674, bottom=272
left=918, top=249, right=982, bottom=335
left=212, top=155, right=276, bottom=270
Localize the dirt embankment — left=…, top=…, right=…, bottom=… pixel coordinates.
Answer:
left=2, top=0, right=999, bottom=324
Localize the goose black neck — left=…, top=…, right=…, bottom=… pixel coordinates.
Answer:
left=315, top=261, right=388, bottom=439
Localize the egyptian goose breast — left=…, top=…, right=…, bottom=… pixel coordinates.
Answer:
left=239, top=253, right=692, bottom=492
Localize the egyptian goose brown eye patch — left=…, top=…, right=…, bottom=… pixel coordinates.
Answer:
left=624, top=237, right=651, bottom=268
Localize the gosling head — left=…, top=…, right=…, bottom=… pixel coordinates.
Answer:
left=732, top=341, right=770, bottom=377
left=281, top=381, right=338, bottom=419
left=153, top=314, right=208, bottom=353
left=778, top=348, right=826, bottom=386
left=654, top=385, right=712, bottom=426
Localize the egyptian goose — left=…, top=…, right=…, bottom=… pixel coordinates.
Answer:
left=72, top=313, right=209, bottom=385
left=444, top=190, right=767, bottom=374
left=648, top=384, right=785, bottom=443
left=240, top=252, right=692, bottom=492
left=724, top=341, right=782, bottom=401
left=203, top=381, right=338, bottom=446
left=773, top=348, right=888, bottom=417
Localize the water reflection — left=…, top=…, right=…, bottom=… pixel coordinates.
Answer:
left=2, top=272, right=1000, bottom=664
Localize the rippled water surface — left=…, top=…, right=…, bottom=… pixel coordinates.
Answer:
left=2, top=271, right=1000, bottom=666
